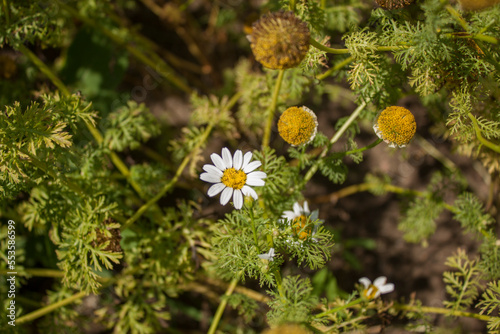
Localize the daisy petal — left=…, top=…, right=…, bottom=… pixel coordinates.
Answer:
left=233, top=189, right=243, bottom=209
left=241, top=185, right=258, bottom=200
left=358, top=277, right=371, bottom=289
left=200, top=172, right=221, bottom=183
left=220, top=187, right=233, bottom=205
left=203, top=164, right=223, bottom=176
left=207, top=183, right=226, bottom=197
left=222, top=148, right=233, bottom=169
left=379, top=283, right=395, bottom=294
left=246, top=173, right=266, bottom=186
left=243, top=160, right=262, bottom=173
left=233, top=150, right=243, bottom=170
left=303, top=201, right=310, bottom=213
left=374, top=276, right=387, bottom=287
left=211, top=153, right=226, bottom=171
left=293, top=202, right=301, bottom=215
left=241, top=152, right=253, bottom=170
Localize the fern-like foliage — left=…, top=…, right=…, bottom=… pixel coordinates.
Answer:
left=398, top=196, right=444, bottom=245
left=477, top=281, right=500, bottom=333
left=452, top=192, right=494, bottom=234
left=267, top=275, right=318, bottom=325
left=443, top=249, right=483, bottom=312
left=103, top=101, right=160, bottom=152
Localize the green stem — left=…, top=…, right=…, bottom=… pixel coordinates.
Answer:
left=468, top=113, right=500, bottom=154
left=123, top=123, right=214, bottom=229
left=310, top=38, right=409, bottom=55
left=16, top=41, right=160, bottom=209
left=316, top=56, right=354, bottom=81
left=393, top=303, right=492, bottom=321
left=16, top=291, right=87, bottom=325
left=289, top=0, right=296, bottom=11
left=262, top=69, right=285, bottom=150
left=444, top=3, right=469, bottom=31
left=315, top=297, right=364, bottom=318
left=249, top=206, right=258, bottom=247
left=3, top=0, right=10, bottom=26
left=339, top=138, right=382, bottom=157
left=207, top=273, right=241, bottom=334
left=56, top=0, right=191, bottom=94
left=273, top=268, right=284, bottom=298
left=303, top=100, right=368, bottom=184
left=16, top=44, right=70, bottom=96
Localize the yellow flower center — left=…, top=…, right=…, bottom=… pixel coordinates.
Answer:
left=278, top=106, right=317, bottom=146
left=292, top=215, right=312, bottom=240
left=221, top=168, right=247, bottom=190
left=362, top=284, right=379, bottom=299
left=250, top=11, right=310, bottom=70
left=376, top=106, right=416, bottom=147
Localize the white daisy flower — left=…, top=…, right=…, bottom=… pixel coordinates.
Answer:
left=258, top=248, right=275, bottom=261
left=281, top=201, right=320, bottom=241
left=359, top=276, right=395, bottom=299
left=200, top=147, right=266, bottom=209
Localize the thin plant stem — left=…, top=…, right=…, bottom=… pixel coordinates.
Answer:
left=393, top=303, right=492, bottom=321
left=262, top=69, right=285, bottom=150
left=316, top=56, right=354, bottom=81
left=315, top=297, right=364, bottom=318
left=16, top=291, right=87, bottom=325
left=250, top=205, right=258, bottom=246
left=56, top=0, right=192, bottom=94
left=468, top=113, right=500, bottom=154
left=207, top=272, right=242, bottom=334
left=290, top=0, right=296, bottom=11
left=123, top=123, right=214, bottom=229
left=310, top=38, right=409, bottom=55
left=15, top=43, right=154, bottom=205
left=16, top=44, right=70, bottom=96
left=303, top=100, right=368, bottom=184
left=338, top=138, right=383, bottom=157
left=3, top=0, right=10, bottom=27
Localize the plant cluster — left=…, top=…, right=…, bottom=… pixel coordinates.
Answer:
left=1, top=0, right=499, bottom=333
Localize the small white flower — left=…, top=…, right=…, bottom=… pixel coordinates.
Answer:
left=359, top=276, right=395, bottom=299
left=281, top=201, right=320, bottom=241
left=200, top=147, right=266, bottom=209
left=258, top=248, right=275, bottom=261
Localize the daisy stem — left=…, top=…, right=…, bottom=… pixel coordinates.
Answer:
left=303, top=100, right=368, bottom=184
left=335, top=138, right=383, bottom=158
left=207, top=271, right=242, bottom=334
left=314, top=297, right=364, bottom=318
left=309, top=38, right=409, bottom=55
left=123, top=122, right=214, bottom=229
left=249, top=205, right=258, bottom=246
left=262, top=69, right=285, bottom=150
left=393, top=303, right=492, bottom=321
left=468, top=113, right=500, bottom=154
left=316, top=56, right=354, bottom=81
left=289, top=0, right=296, bottom=11
left=16, top=291, right=88, bottom=325
left=16, top=43, right=158, bottom=212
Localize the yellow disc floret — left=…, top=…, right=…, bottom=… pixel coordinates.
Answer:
left=250, top=11, right=310, bottom=70
left=374, top=106, right=416, bottom=148
left=362, top=284, right=380, bottom=299
left=278, top=106, right=318, bottom=146
left=292, top=215, right=312, bottom=240
left=221, top=168, right=247, bottom=190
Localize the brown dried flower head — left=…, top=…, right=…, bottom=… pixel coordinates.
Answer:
left=249, top=11, right=310, bottom=70
left=375, top=0, right=415, bottom=9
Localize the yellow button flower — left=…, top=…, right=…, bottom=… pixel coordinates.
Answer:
left=373, top=106, right=416, bottom=148
left=249, top=11, right=310, bottom=70
left=278, top=106, right=318, bottom=146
